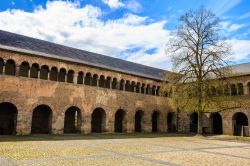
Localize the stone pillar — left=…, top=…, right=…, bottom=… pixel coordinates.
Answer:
left=106, top=111, right=114, bottom=133
left=15, top=66, right=20, bottom=77
left=126, top=111, right=134, bottom=133
left=2, top=65, right=5, bottom=75
left=143, top=112, right=152, bottom=132
left=16, top=109, right=32, bottom=135
left=37, top=70, right=40, bottom=79
left=244, top=84, right=248, bottom=95
left=222, top=113, right=233, bottom=135
left=48, top=71, right=50, bottom=80
left=82, top=113, right=91, bottom=134
left=52, top=112, right=64, bottom=134
left=28, top=68, right=31, bottom=78
left=73, top=74, right=78, bottom=84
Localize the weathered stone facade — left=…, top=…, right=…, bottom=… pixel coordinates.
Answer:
left=0, top=49, right=176, bottom=135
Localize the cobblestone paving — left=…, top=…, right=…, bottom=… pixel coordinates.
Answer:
left=0, top=133, right=250, bottom=166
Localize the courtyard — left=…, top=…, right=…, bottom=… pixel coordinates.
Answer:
left=0, top=133, right=250, bottom=166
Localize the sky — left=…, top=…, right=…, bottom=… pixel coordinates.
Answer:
left=0, top=0, right=250, bottom=70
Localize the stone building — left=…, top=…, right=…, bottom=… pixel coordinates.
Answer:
left=0, top=30, right=249, bottom=136
left=0, top=30, right=176, bottom=135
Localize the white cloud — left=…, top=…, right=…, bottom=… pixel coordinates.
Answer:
left=102, top=0, right=124, bottom=9
left=0, top=1, right=173, bottom=70
left=227, top=39, right=250, bottom=61
left=227, top=23, right=246, bottom=32
left=126, top=0, right=142, bottom=13
left=239, top=12, right=250, bottom=19
left=209, top=0, right=242, bottom=15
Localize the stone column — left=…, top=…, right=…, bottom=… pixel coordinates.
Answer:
left=52, top=112, right=64, bottom=134
left=244, top=84, right=248, bottom=95
left=82, top=114, right=91, bottom=134
left=2, top=65, right=5, bottom=75
left=126, top=111, right=134, bottom=133
left=106, top=111, right=114, bottom=133
left=37, top=70, right=40, bottom=79
left=73, top=73, right=78, bottom=84
left=15, top=66, right=20, bottom=77
left=143, top=112, right=152, bottom=132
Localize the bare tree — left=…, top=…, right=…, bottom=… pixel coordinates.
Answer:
left=167, top=7, right=232, bottom=135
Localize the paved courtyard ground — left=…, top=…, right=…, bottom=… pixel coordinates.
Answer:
left=0, top=133, right=250, bottom=166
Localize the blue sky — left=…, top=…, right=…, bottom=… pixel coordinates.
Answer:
left=0, top=0, right=250, bottom=70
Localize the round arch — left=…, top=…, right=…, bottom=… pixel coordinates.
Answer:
left=91, top=107, right=106, bottom=133
left=233, top=112, right=248, bottom=136
left=134, top=110, right=144, bottom=132
left=210, top=112, right=223, bottom=134
left=114, top=109, right=127, bottom=133
left=64, top=106, right=81, bottom=133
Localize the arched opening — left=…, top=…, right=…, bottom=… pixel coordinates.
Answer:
left=92, top=74, right=98, bottom=86
left=0, top=102, right=18, bottom=135
left=64, top=107, right=81, bottom=133
left=136, top=82, right=140, bottom=93
left=77, top=71, right=84, bottom=84
left=135, top=110, right=144, bottom=132
left=5, top=59, right=15, bottom=75
left=152, top=86, right=156, bottom=95
left=91, top=108, right=106, bottom=133
left=233, top=112, right=248, bottom=136
left=125, top=80, right=130, bottom=91
left=105, top=77, right=111, bottom=88
left=67, top=70, right=74, bottom=83
left=231, top=84, right=237, bottom=96
left=146, top=84, right=151, bottom=95
left=237, top=83, right=244, bottom=95
left=19, top=61, right=30, bottom=77
left=99, top=75, right=105, bottom=88
left=141, top=84, right=145, bottom=94
left=152, top=111, right=160, bottom=132
left=120, top=79, right=124, bottom=90
left=112, top=78, right=117, bottom=89
left=167, top=112, right=176, bottom=132
left=156, top=86, right=160, bottom=96
left=58, top=68, right=66, bottom=82
left=40, top=65, right=49, bottom=80
left=0, top=58, right=4, bottom=74
left=130, top=81, right=135, bottom=92
left=190, top=112, right=198, bottom=133
left=50, top=67, right=58, bottom=81
left=31, top=105, right=52, bottom=134
left=84, top=73, right=92, bottom=85
left=115, top=109, right=126, bottom=133
left=30, top=63, right=39, bottom=78
left=210, top=112, right=222, bottom=134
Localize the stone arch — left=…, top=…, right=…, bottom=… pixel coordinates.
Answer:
left=152, top=110, right=161, bottom=132
left=99, top=75, right=105, bottom=88
left=105, top=77, right=111, bottom=88
left=0, top=58, right=4, bottom=74
left=130, top=81, right=135, bottom=92
left=92, top=74, right=98, bottom=86
left=40, top=65, right=49, bottom=80
left=19, top=61, right=30, bottom=77
left=134, top=110, right=144, bottom=132
left=210, top=112, right=222, bottom=134
left=190, top=112, right=198, bottom=133
left=141, top=84, right=145, bottom=94
left=125, top=80, right=130, bottom=91
left=120, top=79, right=124, bottom=90
left=5, top=59, right=15, bottom=75
left=112, top=78, right=117, bottom=89
left=167, top=112, right=176, bottom=132
left=0, top=102, right=18, bottom=135
left=84, top=72, right=92, bottom=85
left=114, top=109, right=127, bottom=132
left=64, top=106, right=81, bottom=133
left=77, top=71, right=84, bottom=84
left=67, top=70, right=74, bottom=83
left=136, top=82, right=140, bottom=93
left=237, top=83, right=244, bottom=95
left=30, top=63, right=39, bottom=78
left=50, top=66, right=58, bottom=81
left=231, top=84, right=237, bottom=96
left=91, top=107, right=106, bottom=133
left=233, top=112, right=249, bottom=136
left=58, top=68, right=66, bottom=82
left=31, top=105, right=52, bottom=134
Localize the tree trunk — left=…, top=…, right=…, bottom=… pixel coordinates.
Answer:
left=197, top=111, right=203, bottom=135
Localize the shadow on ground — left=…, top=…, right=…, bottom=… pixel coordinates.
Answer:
left=0, top=132, right=195, bottom=142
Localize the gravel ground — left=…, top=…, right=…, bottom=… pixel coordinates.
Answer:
left=0, top=133, right=249, bottom=166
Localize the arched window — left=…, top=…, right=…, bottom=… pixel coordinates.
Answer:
left=58, top=68, right=66, bottom=82
left=130, top=81, right=135, bottom=92
left=40, top=65, right=49, bottom=80
left=99, top=75, right=105, bottom=88
left=19, top=61, right=30, bottom=77
left=156, top=86, right=160, bottom=96
left=120, top=79, right=124, bottom=90
left=125, top=80, right=130, bottom=91
left=152, top=86, right=156, bottom=95
left=67, top=70, right=74, bottom=83
left=0, top=58, right=4, bottom=74
left=141, top=84, right=145, bottom=94
left=5, top=59, right=15, bottom=75
left=30, top=63, right=39, bottom=78
left=92, top=74, right=98, bottom=86
left=136, top=82, right=140, bottom=93
left=50, top=67, right=58, bottom=81
left=105, top=77, right=111, bottom=88
left=146, top=84, right=151, bottom=95
left=84, top=73, right=92, bottom=85
left=231, top=84, right=237, bottom=96
left=112, top=78, right=117, bottom=89
left=77, top=71, right=84, bottom=84
left=237, top=83, right=244, bottom=95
